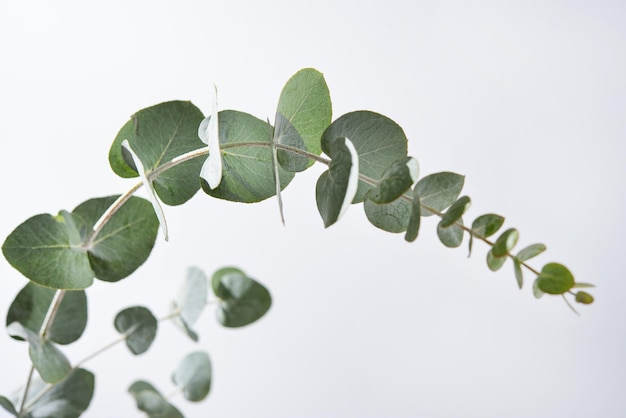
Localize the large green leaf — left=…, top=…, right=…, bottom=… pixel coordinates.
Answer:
left=316, top=137, right=360, bottom=227
left=129, top=381, right=184, bottom=418
left=202, top=110, right=295, bottom=202
left=321, top=111, right=408, bottom=202
left=536, top=263, right=575, bottom=295
left=171, top=267, right=208, bottom=342
left=109, top=100, right=206, bottom=205
left=73, top=196, right=159, bottom=282
left=2, top=213, right=94, bottom=290
left=212, top=267, right=272, bottom=328
left=7, top=322, right=71, bottom=383
left=114, top=306, right=158, bottom=355
left=415, top=172, right=465, bottom=216
left=275, top=68, right=332, bottom=162
left=7, top=283, right=87, bottom=345
left=21, top=368, right=94, bottom=418
left=172, top=351, right=212, bottom=402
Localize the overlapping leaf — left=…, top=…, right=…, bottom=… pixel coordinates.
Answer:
left=212, top=267, right=272, bottom=328
left=202, top=110, right=295, bottom=202
left=109, top=100, right=206, bottom=205
left=171, top=267, right=208, bottom=342
left=364, top=194, right=413, bottom=233
left=321, top=111, right=408, bottom=203
left=366, top=157, right=419, bottom=204
left=415, top=172, right=464, bottom=216
left=7, top=283, right=87, bottom=345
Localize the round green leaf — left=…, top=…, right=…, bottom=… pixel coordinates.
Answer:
left=322, top=111, right=408, bottom=203
left=25, top=368, right=94, bottom=418
left=491, top=228, right=519, bottom=257
left=274, top=112, right=308, bottom=172
left=536, top=263, right=575, bottom=295
left=276, top=68, right=332, bottom=161
left=439, top=196, right=471, bottom=228
left=202, top=110, right=295, bottom=203
left=2, top=213, right=94, bottom=290
left=415, top=172, right=465, bottom=216
left=114, top=306, right=158, bottom=355
left=7, top=283, right=87, bottom=345
left=109, top=100, right=206, bottom=205
left=172, top=351, right=212, bottom=402
left=469, top=213, right=505, bottom=256
left=437, top=218, right=464, bottom=248
left=73, top=196, right=159, bottom=282
left=212, top=267, right=272, bottom=328
left=533, top=279, right=545, bottom=299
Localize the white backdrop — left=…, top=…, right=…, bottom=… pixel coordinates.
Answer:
left=1, top=1, right=624, bottom=417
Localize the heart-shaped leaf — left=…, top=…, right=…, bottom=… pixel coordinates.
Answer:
left=172, top=351, right=212, bottom=402
left=212, top=267, right=272, bottom=328
left=114, top=306, right=158, bottom=355
left=109, top=100, right=206, bottom=205
left=7, top=283, right=87, bottom=345
left=322, top=111, right=408, bottom=203
left=74, top=196, right=159, bottom=283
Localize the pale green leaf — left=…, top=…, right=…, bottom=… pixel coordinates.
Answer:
left=198, top=84, right=223, bottom=189
left=404, top=188, right=421, bottom=242
left=23, top=369, right=94, bottom=418
left=415, top=172, right=464, bottom=216
left=437, top=218, right=464, bottom=248
left=128, top=381, right=184, bottom=418
left=171, top=267, right=208, bottom=342
left=516, top=243, right=547, bottom=262
left=172, top=351, right=212, bottom=402
left=487, top=249, right=506, bottom=271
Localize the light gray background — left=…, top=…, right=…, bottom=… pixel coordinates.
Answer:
left=1, top=1, right=624, bottom=417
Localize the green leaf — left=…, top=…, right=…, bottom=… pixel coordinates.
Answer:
left=415, top=172, right=465, bottom=216
left=366, top=157, right=419, bottom=204
left=0, top=396, right=17, bottom=416
left=487, top=249, right=507, bottom=271
left=513, top=258, right=523, bottom=289
left=128, top=381, right=184, bottom=418
left=316, top=137, right=359, bottom=227
left=437, top=218, right=464, bottom=248
left=171, top=267, right=208, bottom=342
left=212, top=267, right=272, bottom=328
left=572, top=282, right=595, bottom=288
left=198, top=84, right=223, bottom=189
left=516, top=243, right=547, bottom=261
left=172, top=351, right=212, bottom=402
left=404, top=188, right=421, bottom=242
left=274, top=112, right=308, bottom=172
left=7, top=322, right=71, bottom=383
left=575, top=291, right=594, bottom=304
left=321, top=111, right=408, bottom=202
left=469, top=213, right=505, bottom=256
left=24, top=368, right=94, bottom=418
left=276, top=68, right=332, bottom=162
left=2, top=213, right=94, bottom=290
left=364, top=192, right=412, bottom=233
left=202, top=110, right=295, bottom=203
left=536, top=263, right=575, bottom=295
left=533, top=279, right=545, bottom=298
left=439, top=196, right=471, bottom=228
left=109, top=100, right=206, bottom=205
left=114, top=306, right=158, bottom=355
left=73, top=196, right=159, bottom=283
left=491, top=228, right=519, bottom=257
left=7, top=283, right=87, bottom=345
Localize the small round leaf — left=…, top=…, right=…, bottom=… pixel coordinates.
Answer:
left=172, top=351, right=212, bottom=402
left=114, top=306, right=158, bottom=355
